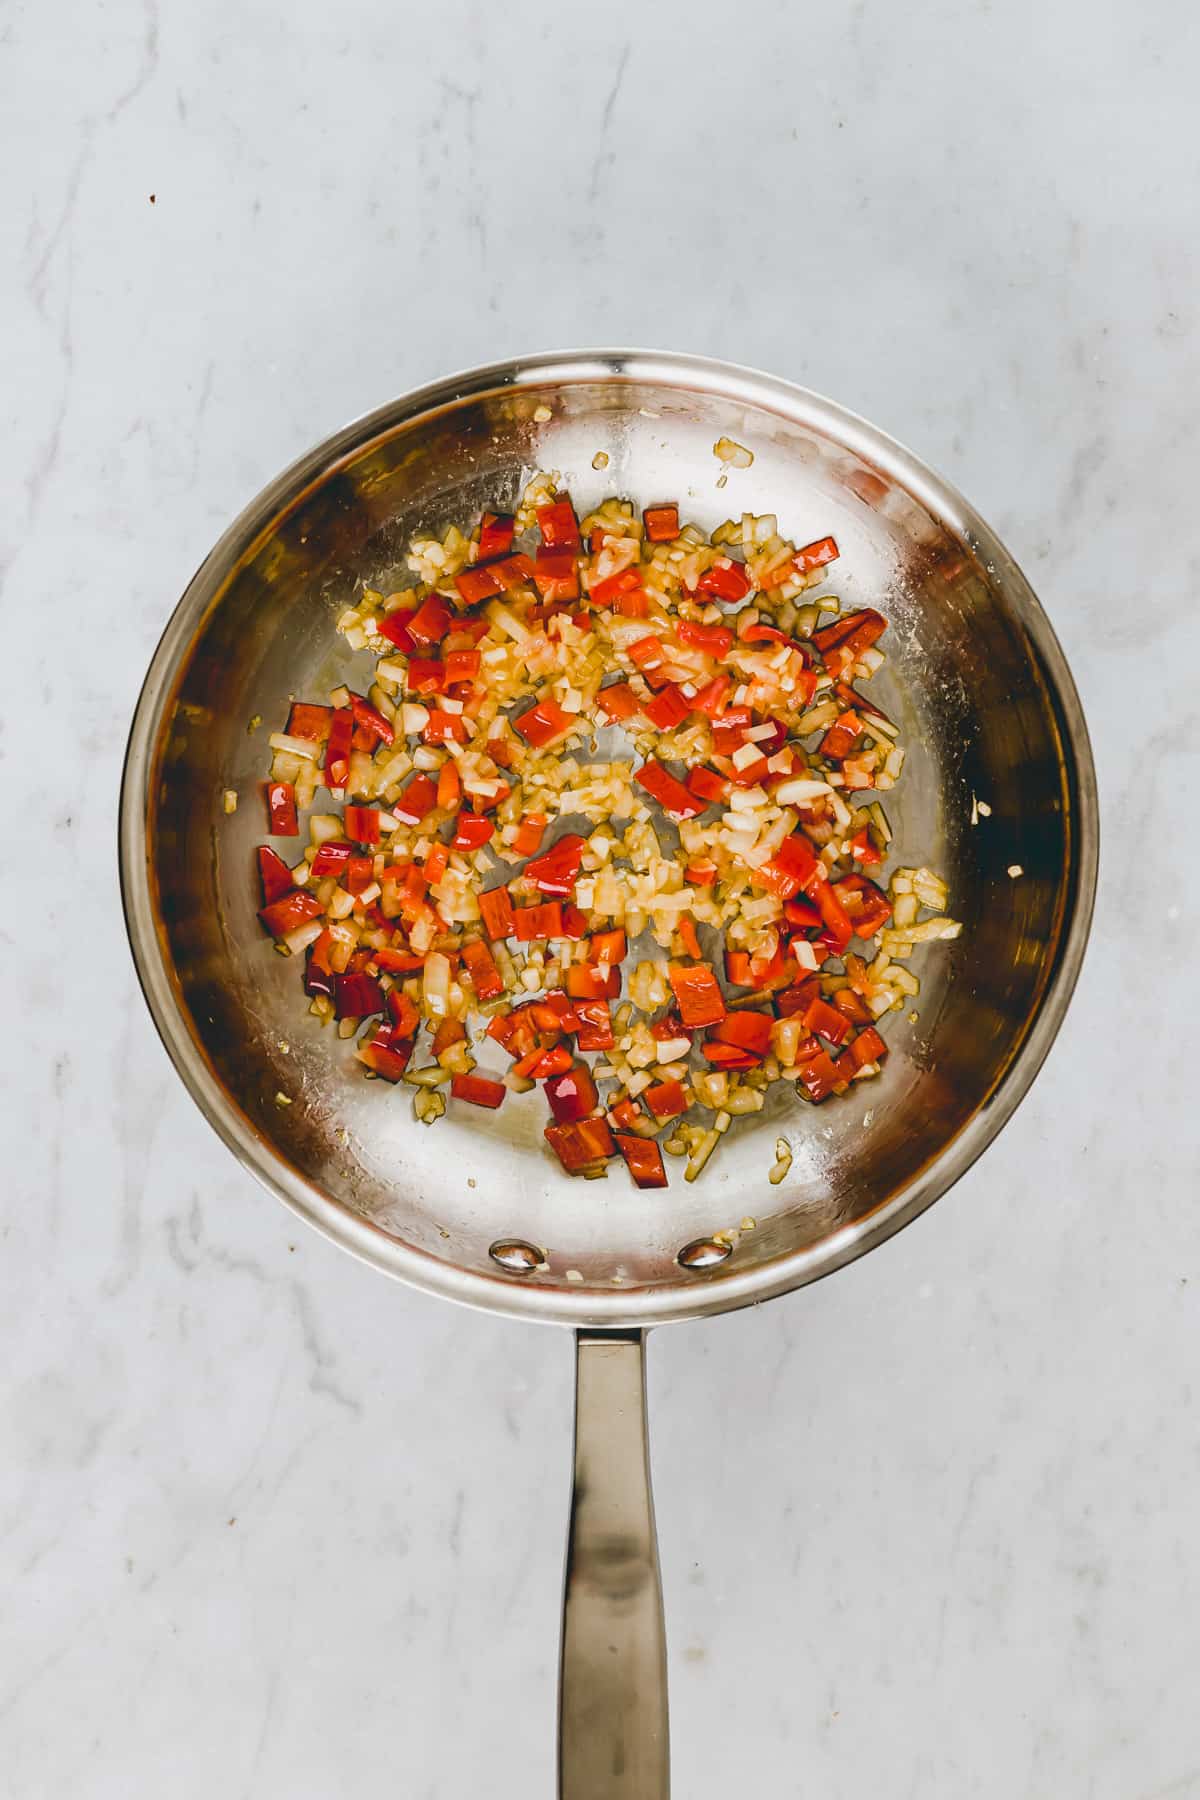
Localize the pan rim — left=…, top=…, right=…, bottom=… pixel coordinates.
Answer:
left=119, top=348, right=1099, bottom=1328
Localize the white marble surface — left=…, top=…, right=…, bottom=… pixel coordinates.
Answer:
left=3, top=2, right=1199, bottom=1794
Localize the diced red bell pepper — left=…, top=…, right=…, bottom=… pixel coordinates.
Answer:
left=387, top=989, right=420, bottom=1036
left=628, top=635, right=666, bottom=674
left=451, top=1073, right=507, bottom=1109
left=537, top=498, right=581, bottom=550
left=358, top=1033, right=413, bottom=1083
left=685, top=764, right=728, bottom=806
left=589, top=929, right=626, bottom=967
left=775, top=978, right=820, bottom=1018
left=668, top=963, right=726, bottom=1028
left=677, top=620, right=734, bottom=658
left=831, top=874, right=892, bottom=939
left=311, top=838, right=354, bottom=878
left=534, top=545, right=579, bottom=601
left=572, top=999, right=614, bottom=1051
left=455, top=563, right=505, bottom=604
left=525, top=833, right=586, bottom=897
left=738, top=620, right=789, bottom=645
left=257, top=845, right=294, bottom=905
left=794, top=1038, right=850, bottom=1102
left=697, top=559, right=752, bottom=603
left=478, top=886, right=516, bottom=941
left=849, top=827, right=883, bottom=866
left=643, top=1078, right=688, bottom=1121
left=812, top=609, right=887, bottom=674
left=430, top=1017, right=467, bottom=1058
left=643, top=504, right=679, bottom=542
left=820, top=710, right=862, bottom=763
left=795, top=535, right=839, bottom=573
left=615, top=1134, right=668, bottom=1189
left=407, top=594, right=454, bottom=647
left=394, top=774, right=438, bottom=826
left=459, top=937, right=504, bottom=1001
left=676, top=916, right=702, bottom=961
left=544, top=1116, right=615, bottom=1173
left=374, top=945, right=427, bottom=974
left=565, top=964, right=622, bottom=1000
left=635, top=761, right=707, bottom=820
left=804, top=994, right=852, bottom=1045
left=436, top=761, right=461, bottom=810
left=349, top=694, right=394, bottom=745
left=560, top=903, right=589, bottom=939
left=344, top=856, right=375, bottom=894
left=589, top=565, right=644, bottom=608
left=287, top=702, right=332, bottom=742
left=266, top=781, right=299, bottom=836
left=423, top=712, right=468, bottom=745
left=832, top=987, right=875, bottom=1026
left=650, top=1009, right=688, bottom=1040
left=514, top=901, right=564, bottom=942
left=452, top=814, right=494, bottom=852
left=783, top=896, right=823, bottom=931
left=596, top=681, right=641, bottom=722
left=711, top=1009, right=773, bottom=1056
left=700, top=1041, right=760, bottom=1070
left=444, top=649, right=481, bottom=684
left=691, top=673, right=732, bottom=718
left=643, top=684, right=692, bottom=731
left=755, top=832, right=820, bottom=900
left=303, top=946, right=336, bottom=999
left=816, top=879, right=860, bottom=949
left=405, top=658, right=445, bottom=695
left=479, top=511, right=515, bottom=558
left=490, top=552, right=536, bottom=591
left=344, top=805, right=381, bottom=845
left=685, top=860, right=718, bottom=887
left=334, top=972, right=385, bottom=1019
left=324, top=708, right=354, bottom=794
left=609, top=1098, right=645, bottom=1131
left=528, top=1043, right=573, bottom=1079
left=378, top=613, right=417, bottom=653
left=423, top=843, right=449, bottom=887
left=847, top=1025, right=888, bottom=1068
left=729, top=754, right=771, bottom=789
left=513, top=697, right=575, bottom=748
left=615, top=588, right=650, bottom=619
left=543, top=1063, right=598, bottom=1124
left=513, top=815, right=548, bottom=857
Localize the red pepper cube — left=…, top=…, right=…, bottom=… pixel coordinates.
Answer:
left=387, top=989, right=420, bottom=1036
left=795, top=535, right=839, bottom=573
left=478, top=511, right=515, bottom=558
left=478, top=886, right=516, bottom=941
left=287, top=702, right=332, bottom=742
left=378, top=613, right=417, bottom=653
left=668, top=964, right=726, bottom=1028
left=755, top=833, right=820, bottom=901
left=405, top=658, right=445, bottom=695
left=513, top=901, right=564, bottom=942
left=533, top=545, right=579, bottom=601
left=588, top=929, right=627, bottom=967
left=565, top=964, right=622, bottom=1001
left=642, top=684, right=692, bottom=732
left=311, top=839, right=354, bottom=878
left=685, top=765, right=728, bottom=806
left=394, top=774, right=438, bottom=826
left=524, top=833, right=587, bottom=897
left=614, top=1134, right=669, bottom=1189
left=711, top=1010, right=773, bottom=1057
left=642, top=504, right=679, bottom=543
left=677, top=620, right=735, bottom=658
left=357, top=1033, right=414, bottom=1083
left=513, top=697, right=575, bottom=748
left=334, top=972, right=385, bottom=1020
left=628, top=635, right=666, bottom=674
left=697, top=559, right=752, bottom=603
left=589, top=565, right=644, bottom=608
left=847, top=1025, right=888, bottom=1068
left=450, top=1073, right=507, bottom=1109
left=820, top=710, right=862, bottom=763
left=831, top=874, right=893, bottom=939
left=692, top=674, right=732, bottom=718
left=451, top=814, right=494, bottom=852
left=324, top=708, right=354, bottom=794
left=460, top=937, right=504, bottom=1001
left=700, top=1041, right=760, bottom=1070
left=543, top=1063, right=599, bottom=1124
left=803, top=993, right=853, bottom=1045
left=344, top=856, right=375, bottom=895
left=572, top=1000, right=614, bottom=1052
left=349, top=694, right=395, bottom=745
left=635, top=761, right=707, bottom=821
left=444, top=649, right=481, bottom=684
left=455, top=563, right=505, bottom=604
left=544, top=1117, right=616, bottom=1174
left=343, top=805, right=381, bottom=845
left=595, top=681, right=641, bottom=723
left=643, top=1078, right=688, bottom=1121
left=257, top=845, right=294, bottom=905
left=536, top=498, right=581, bottom=550
left=265, top=781, right=299, bottom=836
left=407, top=594, right=454, bottom=646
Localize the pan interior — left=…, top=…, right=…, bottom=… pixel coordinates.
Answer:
left=126, top=357, right=1094, bottom=1323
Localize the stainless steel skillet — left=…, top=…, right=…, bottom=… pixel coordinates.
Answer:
left=120, top=350, right=1098, bottom=1796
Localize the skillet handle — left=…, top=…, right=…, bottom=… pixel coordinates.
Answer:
left=559, top=1329, right=669, bottom=1799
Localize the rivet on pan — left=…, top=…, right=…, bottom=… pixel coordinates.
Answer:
left=489, top=1239, right=544, bottom=1274
left=678, top=1237, right=733, bottom=1271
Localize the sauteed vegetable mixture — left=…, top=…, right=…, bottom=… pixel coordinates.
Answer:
left=255, top=473, right=960, bottom=1188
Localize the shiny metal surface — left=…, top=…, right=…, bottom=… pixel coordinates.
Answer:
left=560, top=1332, right=668, bottom=1799
left=120, top=350, right=1098, bottom=1328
